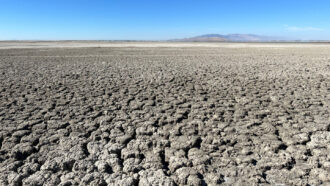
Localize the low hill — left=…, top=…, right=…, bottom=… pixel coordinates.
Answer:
left=172, top=34, right=285, bottom=42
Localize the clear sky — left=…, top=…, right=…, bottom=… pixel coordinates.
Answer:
left=0, top=0, right=329, bottom=40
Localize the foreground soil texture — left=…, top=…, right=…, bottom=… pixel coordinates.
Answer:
left=0, top=43, right=329, bottom=185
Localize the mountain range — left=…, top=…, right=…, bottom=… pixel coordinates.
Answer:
left=171, top=34, right=289, bottom=42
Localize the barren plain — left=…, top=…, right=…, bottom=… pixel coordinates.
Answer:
left=0, top=42, right=329, bottom=185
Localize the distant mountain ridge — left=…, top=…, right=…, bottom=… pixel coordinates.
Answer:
left=172, top=34, right=287, bottom=42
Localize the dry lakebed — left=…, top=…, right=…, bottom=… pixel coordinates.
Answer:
left=0, top=42, right=329, bottom=185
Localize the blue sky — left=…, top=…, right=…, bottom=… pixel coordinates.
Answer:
left=0, top=0, right=329, bottom=40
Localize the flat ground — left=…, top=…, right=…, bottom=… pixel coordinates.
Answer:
left=0, top=42, right=329, bottom=185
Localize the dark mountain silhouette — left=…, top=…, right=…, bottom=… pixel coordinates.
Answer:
left=172, top=34, right=287, bottom=42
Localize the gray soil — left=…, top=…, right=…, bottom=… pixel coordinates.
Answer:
left=0, top=43, right=329, bottom=185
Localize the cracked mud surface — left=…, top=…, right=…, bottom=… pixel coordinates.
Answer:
left=0, top=44, right=329, bottom=185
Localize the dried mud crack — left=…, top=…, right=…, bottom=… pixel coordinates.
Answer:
left=0, top=44, right=329, bottom=185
